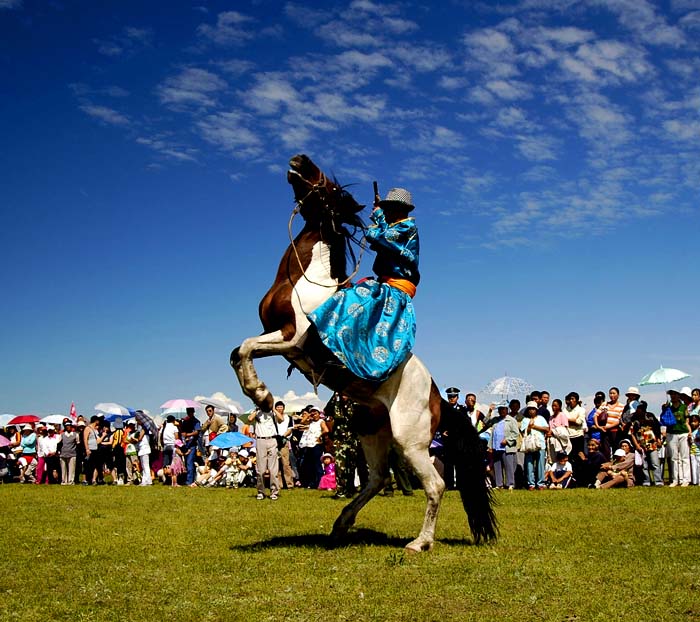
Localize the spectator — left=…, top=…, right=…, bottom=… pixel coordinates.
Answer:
left=35, top=424, right=49, bottom=484
left=521, top=401, right=548, bottom=490
left=577, top=438, right=607, bottom=488
left=544, top=451, right=573, bottom=489
left=597, top=387, right=624, bottom=457
left=136, top=424, right=153, bottom=486
left=629, top=401, right=663, bottom=486
left=595, top=446, right=634, bottom=489
left=663, top=387, right=692, bottom=487
left=179, top=408, right=201, bottom=486
left=42, top=425, right=61, bottom=484
left=489, top=405, right=518, bottom=490
left=160, top=415, right=179, bottom=471
left=17, top=425, right=37, bottom=483
left=464, top=393, right=485, bottom=430
left=547, top=398, right=571, bottom=463
left=83, top=416, right=103, bottom=486
left=318, top=453, right=336, bottom=490
left=201, top=405, right=229, bottom=446
left=538, top=390, right=552, bottom=422
left=254, top=406, right=286, bottom=500
left=59, top=420, right=78, bottom=485
left=586, top=391, right=606, bottom=448
left=689, top=415, right=700, bottom=486
left=124, top=422, right=140, bottom=485
left=111, top=418, right=127, bottom=486
left=298, top=406, right=328, bottom=489
left=564, top=392, right=587, bottom=480
left=273, top=401, right=295, bottom=490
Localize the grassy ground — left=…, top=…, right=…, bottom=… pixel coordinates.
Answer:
left=0, top=485, right=697, bottom=622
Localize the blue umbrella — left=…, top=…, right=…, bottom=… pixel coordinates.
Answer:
left=210, top=431, right=254, bottom=449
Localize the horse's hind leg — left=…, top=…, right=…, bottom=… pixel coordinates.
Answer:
left=399, top=444, right=445, bottom=553
left=330, top=427, right=392, bottom=542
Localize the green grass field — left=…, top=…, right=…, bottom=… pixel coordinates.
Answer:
left=0, top=485, right=697, bottom=622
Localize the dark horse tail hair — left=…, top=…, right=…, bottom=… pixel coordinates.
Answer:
left=440, top=399, right=498, bottom=544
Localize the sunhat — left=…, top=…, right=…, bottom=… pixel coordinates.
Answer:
left=625, top=387, right=640, bottom=397
left=378, top=187, right=415, bottom=212
left=526, top=401, right=538, bottom=409
left=321, top=452, right=334, bottom=460
left=613, top=448, right=626, bottom=457
left=21, top=424, right=33, bottom=431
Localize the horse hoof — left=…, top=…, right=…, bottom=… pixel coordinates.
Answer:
left=405, top=540, right=433, bottom=554
left=230, top=347, right=241, bottom=368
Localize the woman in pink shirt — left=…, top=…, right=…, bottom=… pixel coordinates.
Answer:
left=547, top=399, right=571, bottom=463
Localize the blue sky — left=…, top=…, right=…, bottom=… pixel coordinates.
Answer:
left=1, top=0, right=699, bottom=417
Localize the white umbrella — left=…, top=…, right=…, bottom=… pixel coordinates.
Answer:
left=0, top=414, right=15, bottom=428
left=639, top=365, right=691, bottom=386
left=40, top=414, right=68, bottom=425
left=196, top=397, right=239, bottom=414
left=480, top=375, right=534, bottom=401
left=94, top=402, right=132, bottom=417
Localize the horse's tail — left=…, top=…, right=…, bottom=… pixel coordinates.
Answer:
left=440, top=398, right=498, bottom=544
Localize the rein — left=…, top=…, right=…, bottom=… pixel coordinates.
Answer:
left=287, top=176, right=366, bottom=290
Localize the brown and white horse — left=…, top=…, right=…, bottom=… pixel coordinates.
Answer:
left=231, top=154, right=496, bottom=552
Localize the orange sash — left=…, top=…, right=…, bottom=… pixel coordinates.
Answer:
left=380, top=277, right=417, bottom=298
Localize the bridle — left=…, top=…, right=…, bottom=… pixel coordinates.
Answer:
left=287, top=171, right=366, bottom=289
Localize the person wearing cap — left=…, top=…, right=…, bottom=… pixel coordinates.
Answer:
left=41, top=425, right=61, bottom=484
left=520, top=401, right=549, bottom=490
left=179, top=408, right=201, bottom=486
left=663, top=387, right=692, bottom=487
left=629, top=401, right=663, bottom=486
left=440, top=387, right=467, bottom=490
left=17, top=425, right=38, bottom=483
left=594, top=445, right=635, bottom=489
left=59, top=421, right=79, bottom=485
left=308, top=186, right=419, bottom=382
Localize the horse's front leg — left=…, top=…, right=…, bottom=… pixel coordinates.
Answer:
left=230, top=330, right=303, bottom=411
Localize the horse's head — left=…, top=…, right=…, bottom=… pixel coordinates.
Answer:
left=287, top=154, right=364, bottom=232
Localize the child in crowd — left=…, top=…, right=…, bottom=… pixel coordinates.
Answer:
left=689, top=415, right=700, bottom=486
left=318, top=453, right=336, bottom=490
left=163, top=440, right=185, bottom=487
left=544, top=451, right=573, bottom=489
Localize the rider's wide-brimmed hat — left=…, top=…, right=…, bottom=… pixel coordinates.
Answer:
left=378, top=188, right=415, bottom=212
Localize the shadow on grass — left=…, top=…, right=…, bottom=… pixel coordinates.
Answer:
left=230, top=529, right=480, bottom=552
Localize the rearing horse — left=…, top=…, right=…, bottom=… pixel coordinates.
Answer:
left=231, top=154, right=496, bottom=552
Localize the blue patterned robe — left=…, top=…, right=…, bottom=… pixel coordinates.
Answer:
left=308, top=207, right=419, bottom=381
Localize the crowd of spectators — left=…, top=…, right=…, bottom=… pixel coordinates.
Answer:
left=1, top=385, right=698, bottom=493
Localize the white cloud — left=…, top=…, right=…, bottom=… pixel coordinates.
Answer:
left=193, top=391, right=244, bottom=414
left=157, top=67, right=227, bottom=108
left=135, top=136, right=198, bottom=162
left=591, top=0, right=686, bottom=47
left=196, top=111, right=263, bottom=158
left=94, top=26, right=153, bottom=57
left=485, top=79, right=532, bottom=100
left=79, top=104, right=130, bottom=126
left=275, top=390, right=326, bottom=412
left=662, top=119, right=700, bottom=141
left=197, top=10, right=254, bottom=46
left=242, top=73, right=300, bottom=115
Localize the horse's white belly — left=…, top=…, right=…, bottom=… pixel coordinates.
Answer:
left=290, top=241, right=337, bottom=332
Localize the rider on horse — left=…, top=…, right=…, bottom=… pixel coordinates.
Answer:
left=308, top=187, right=419, bottom=382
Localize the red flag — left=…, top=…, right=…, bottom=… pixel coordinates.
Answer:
left=69, top=402, right=77, bottom=421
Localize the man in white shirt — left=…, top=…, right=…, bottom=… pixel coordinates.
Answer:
left=255, top=406, right=286, bottom=500
left=273, top=401, right=296, bottom=489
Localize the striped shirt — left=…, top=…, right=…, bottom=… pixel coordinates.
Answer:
left=605, top=401, right=624, bottom=429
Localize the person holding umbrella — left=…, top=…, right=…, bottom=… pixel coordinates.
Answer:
left=663, top=387, right=693, bottom=487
